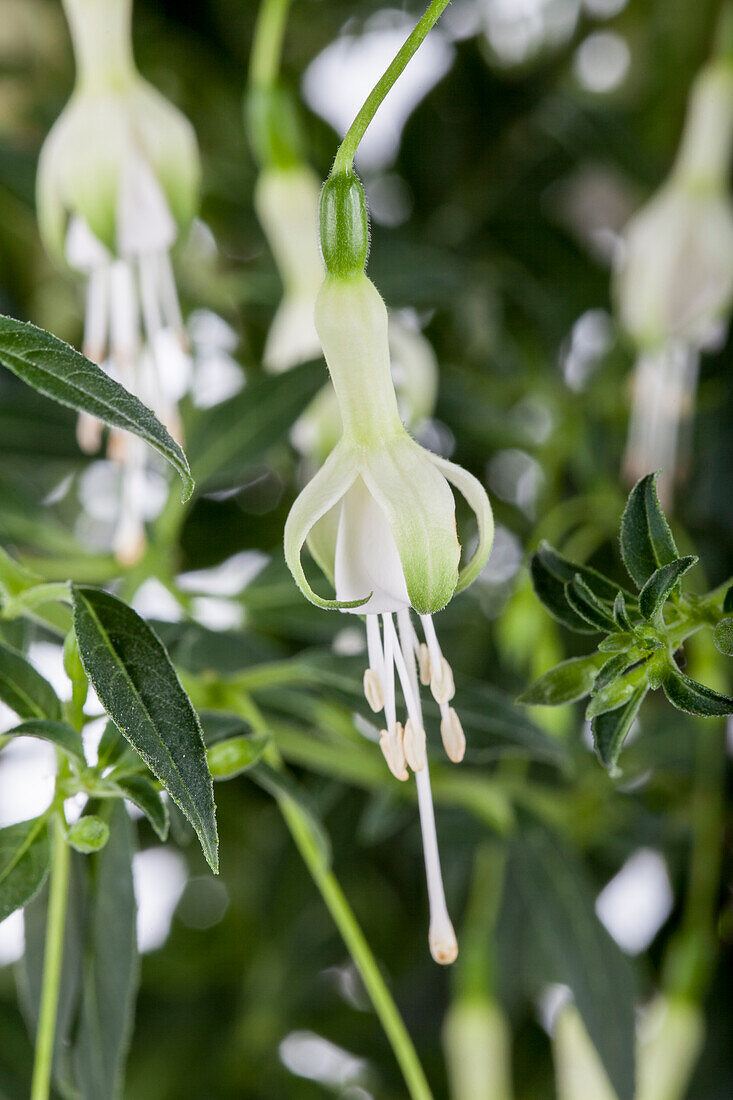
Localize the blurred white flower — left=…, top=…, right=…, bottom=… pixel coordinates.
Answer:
left=37, top=0, right=200, bottom=564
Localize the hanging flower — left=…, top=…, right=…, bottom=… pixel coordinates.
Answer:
left=36, top=0, right=199, bottom=562
left=255, top=163, right=325, bottom=372
left=612, top=58, right=733, bottom=499
left=614, top=65, right=733, bottom=350
left=291, top=308, right=439, bottom=464
left=284, top=175, right=494, bottom=963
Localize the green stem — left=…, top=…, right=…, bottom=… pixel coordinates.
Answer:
left=279, top=795, right=434, bottom=1100
left=332, top=0, right=452, bottom=175
left=30, top=811, right=70, bottom=1100
left=1, top=582, right=71, bottom=620
left=239, top=691, right=433, bottom=1100
left=249, top=0, right=292, bottom=88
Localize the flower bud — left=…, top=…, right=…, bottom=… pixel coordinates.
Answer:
left=319, top=173, right=369, bottom=278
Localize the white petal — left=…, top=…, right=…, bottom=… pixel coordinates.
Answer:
left=334, top=478, right=410, bottom=614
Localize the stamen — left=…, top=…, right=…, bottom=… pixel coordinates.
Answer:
left=418, top=643, right=431, bottom=686
left=83, top=266, right=109, bottom=364
left=379, top=725, right=408, bottom=781
left=440, top=705, right=466, bottom=763
left=157, top=251, right=186, bottom=343
left=386, top=614, right=426, bottom=770
left=364, top=615, right=385, bottom=712
left=415, top=764, right=458, bottom=965
left=363, top=668, right=384, bottom=713
left=109, top=261, right=140, bottom=368
left=420, top=614, right=455, bottom=703
left=77, top=412, right=103, bottom=454
left=403, top=717, right=426, bottom=772
left=381, top=614, right=397, bottom=730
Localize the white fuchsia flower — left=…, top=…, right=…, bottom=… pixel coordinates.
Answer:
left=36, top=0, right=199, bottom=562
left=614, top=64, right=733, bottom=351
left=284, top=175, right=494, bottom=962
left=613, top=56, right=733, bottom=500
left=255, top=163, right=325, bottom=373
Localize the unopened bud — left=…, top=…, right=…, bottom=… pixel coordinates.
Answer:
left=363, top=668, right=384, bottom=712
left=440, top=707, right=466, bottom=763
left=403, top=718, right=426, bottom=772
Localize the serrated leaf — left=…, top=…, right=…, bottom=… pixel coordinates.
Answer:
left=620, top=473, right=679, bottom=589
left=712, top=617, right=733, bottom=657
left=71, top=585, right=218, bottom=871
left=566, top=575, right=617, bottom=631
left=592, top=686, right=647, bottom=769
left=508, top=829, right=635, bottom=1100
left=109, top=774, right=169, bottom=841
left=598, top=632, right=634, bottom=653
left=662, top=666, right=733, bottom=717
left=67, top=816, right=109, bottom=854
left=73, top=803, right=138, bottom=1100
left=208, top=733, right=271, bottom=779
left=536, top=542, right=627, bottom=602
left=638, top=556, right=697, bottom=621
left=0, top=817, right=50, bottom=922
left=1, top=719, right=85, bottom=765
left=0, top=639, right=61, bottom=720
left=518, top=655, right=602, bottom=706
left=0, top=314, right=193, bottom=501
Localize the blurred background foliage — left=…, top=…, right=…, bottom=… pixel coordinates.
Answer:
left=0, top=0, right=732, bottom=1097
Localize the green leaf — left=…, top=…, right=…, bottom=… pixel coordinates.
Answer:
left=592, top=652, right=636, bottom=695
left=712, top=616, right=733, bottom=656
left=586, top=661, right=648, bottom=719
left=250, top=761, right=331, bottom=869
left=208, top=733, right=271, bottom=779
left=109, top=774, right=169, bottom=842
left=71, top=585, right=218, bottom=872
left=529, top=552, right=596, bottom=634
left=620, top=473, right=679, bottom=589
left=0, top=314, right=193, bottom=501
left=592, top=686, right=647, bottom=770
left=1, top=719, right=85, bottom=765
left=188, top=359, right=323, bottom=488
left=530, top=543, right=628, bottom=634
left=565, top=575, right=616, bottom=631
left=613, top=591, right=633, bottom=630
left=67, top=816, right=110, bottom=854
left=73, top=804, right=138, bottom=1100
left=638, top=556, right=697, bottom=620
left=0, top=639, right=61, bottom=720
left=518, top=655, right=602, bottom=706
left=508, top=829, right=635, bottom=1100
left=662, top=666, right=733, bottom=717
left=0, top=817, right=50, bottom=922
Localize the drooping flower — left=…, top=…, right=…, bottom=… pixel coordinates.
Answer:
left=255, top=163, right=325, bottom=372
left=284, top=176, right=494, bottom=961
left=37, top=0, right=199, bottom=562
left=613, top=57, right=733, bottom=499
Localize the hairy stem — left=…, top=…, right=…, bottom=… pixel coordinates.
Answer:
left=30, top=811, right=70, bottom=1100
left=332, top=0, right=452, bottom=175
left=249, top=0, right=292, bottom=88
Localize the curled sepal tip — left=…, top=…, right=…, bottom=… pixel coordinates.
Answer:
left=429, top=452, right=494, bottom=594
left=284, top=441, right=370, bottom=609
